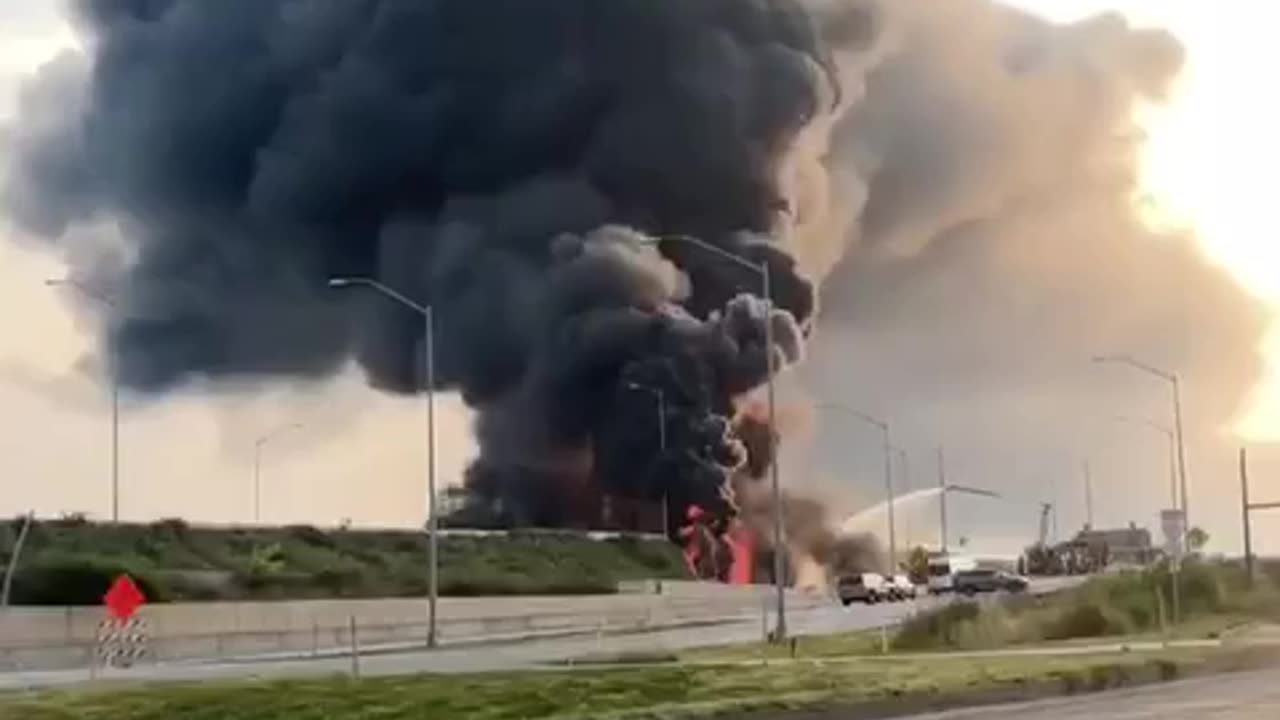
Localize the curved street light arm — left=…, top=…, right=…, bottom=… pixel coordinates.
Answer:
left=329, top=276, right=430, bottom=315
left=1092, top=354, right=1175, bottom=383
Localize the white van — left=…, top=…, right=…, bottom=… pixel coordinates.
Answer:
left=926, top=553, right=978, bottom=593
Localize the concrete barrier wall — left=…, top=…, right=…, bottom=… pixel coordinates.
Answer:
left=0, top=585, right=829, bottom=671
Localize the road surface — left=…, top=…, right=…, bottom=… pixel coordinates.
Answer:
left=901, top=667, right=1280, bottom=720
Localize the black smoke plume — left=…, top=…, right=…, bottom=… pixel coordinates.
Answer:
left=7, top=0, right=1271, bottom=576
left=5, top=0, right=873, bottom=536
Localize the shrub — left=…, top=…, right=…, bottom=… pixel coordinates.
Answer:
left=891, top=601, right=982, bottom=651
left=0, top=519, right=682, bottom=602
left=1043, top=601, right=1133, bottom=641
left=10, top=555, right=166, bottom=606
left=150, top=518, right=190, bottom=536
left=288, top=525, right=336, bottom=549
left=312, top=567, right=368, bottom=596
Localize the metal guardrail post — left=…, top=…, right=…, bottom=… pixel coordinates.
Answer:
left=348, top=616, right=360, bottom=678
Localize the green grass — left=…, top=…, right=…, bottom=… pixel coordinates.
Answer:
left=680, top=628, right=888, bottom=663
left=0, top=518, right=687, bottom=604
left=664, top=562, right=1280, bottom=667
left=0, top=647, right=1244, bottom=720
left=891, top=560, right=1280, bottom=653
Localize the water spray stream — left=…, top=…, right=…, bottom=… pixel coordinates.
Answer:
left=841, top=487, right=944, bottom=535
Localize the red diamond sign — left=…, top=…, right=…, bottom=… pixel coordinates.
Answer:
left=103, top=575, right=145, bottom=620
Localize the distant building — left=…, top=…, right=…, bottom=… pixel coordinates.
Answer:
left=1075, top=523, right=1155, bottom=566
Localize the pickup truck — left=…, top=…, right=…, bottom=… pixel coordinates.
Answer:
left=953, top=569, right=1028, bottom=596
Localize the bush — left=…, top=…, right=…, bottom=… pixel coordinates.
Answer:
left=0, top=518, right=682, bottom=603
left=891, top=561, right=1280, bottom=652
left=892, top=601, right=982, bottom=651
left=288, top=525, right=336, bottom=549
left=311, top=567, right=368, bottom=596
left=1043, top=602, right=1133, bottom=641
left=10, top=555, right=166, bottom=606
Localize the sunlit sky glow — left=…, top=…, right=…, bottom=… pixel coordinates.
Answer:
left=1005, top=0, right=1280, bottom=438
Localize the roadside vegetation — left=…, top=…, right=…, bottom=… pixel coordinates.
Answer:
left=0, top=517, right=686, bottom=604
left=668, top=559, right=1280, bottom=666
left=892, top=559, right=1280, bottom=652
left=1, top=646, right=1258, bottom=720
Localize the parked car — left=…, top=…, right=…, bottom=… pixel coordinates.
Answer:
left=837, top=572, right=889, bottom=605
left=953, top=569, right=1029, bottom=596
left=888, top=574, right=919, bottom=600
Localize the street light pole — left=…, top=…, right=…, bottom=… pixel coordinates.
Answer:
left=816, top=404, right=895, bottom=570
left=937, top=448, right=948, bottom=554
left=1111, top=415, right=1178, bottom=513
left=1083, top=461, right=1094, bottom=530
left=110, top=377, right=119, bottom=523
left=1094, top=356, right=1190, bottom=529
left=761, top=263, right=787, bottom=640
left=254, top=423, right=303, bottom=525
left=330, top=276, right=438, bottom=648
left=626, top=383, right=669, bottom=537
left=897, top=448, right=911, bottom=550
left=47, top=279, right=120, bottom=523
left=1171, top=375, right=1190, bottom=530
left=651, top=235, right=787, bottom=640
left=1241, top=448, right=1253, bottom=587
left=880, top=424, right=895, bottom=570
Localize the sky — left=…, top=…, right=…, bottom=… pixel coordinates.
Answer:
left=0, top=0, right=1276, bottom=553
left=1000, top=0, right=1280, bottom=436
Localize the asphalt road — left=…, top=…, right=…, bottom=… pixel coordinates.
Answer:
left=901, top=667, right=1280, bottom=720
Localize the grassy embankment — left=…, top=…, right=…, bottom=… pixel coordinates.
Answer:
left=1, top=647, right=1257, bottom=720
left=676, top=559, right=1280, bottom=666
left=0, top=517, right=686, bottom=604
left=890, top=560, right=1280, bottom=653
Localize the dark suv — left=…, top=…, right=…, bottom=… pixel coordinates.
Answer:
left=953, top=569, right=1028, bottom=596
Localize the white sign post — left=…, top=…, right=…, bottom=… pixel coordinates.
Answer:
left=1160, top=509, right=1186, bottom=561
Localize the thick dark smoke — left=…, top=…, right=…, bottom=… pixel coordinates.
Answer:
left=5, top=0, right=1272, bottom=573
left=5, top=0, right=872, bottom=537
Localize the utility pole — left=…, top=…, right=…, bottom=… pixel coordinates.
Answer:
left=880, top=425, right=896, bottom=570
left=1237, top=447, right=1280, bottom=590
left=937, top=448, right=948, bottom=554
left=1241, top=447, right=1253, bottom=587
left=898, top=448, right=911, bottom=550
left=1047, top=476, right=1058, bottom=543
left=1083, top=461, right=1094, bottom=530
left=1172, top=375, right=1190, bottom=531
